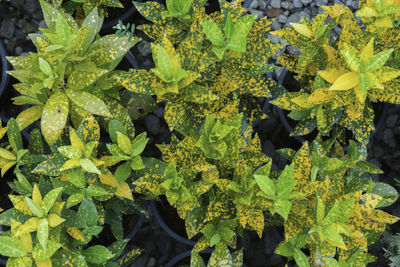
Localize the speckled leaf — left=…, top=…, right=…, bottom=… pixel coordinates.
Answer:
left=80, top=7, right=101, bottom=54
left=41, top=92, right=69, bottom=145
left=67, top=90, right=112, bottom=117
left=6, top=257, right=32, bottom=267
left=32, top=240, right=61, bottom=261
left=291, top=118, right=317, bottom=137
left=78, top=198, right=97, bottom=227
left=77, top=116, right=100, bottom=143
left=82, top=245, right=113, bottom=264
left=7, top=118, right=23, bottom=151
left=80, top=158, right=101, bottom=174
left=370, top=182, right=398, bottom=208
left=33, top=154, right=65, bottom=176
left=293, top=248, right=310, bottom=267
left=42, top=187, right=63, bottom=214
left=37, top=218, right=49, bottom=249
left=133, top=1, right=166, bottom=23
left=0, top=236, right=27, bottom=257
left=16, top=105, right=43, bottom=130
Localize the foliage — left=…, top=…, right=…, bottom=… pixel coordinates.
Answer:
left=116, top=0, right=283, bottom=134
left=134, top=113, right=271, bottom=264
left=271, top=4, right=400, bottom=145
left=0, top=115, right=147, bottom=266
left=7, top=0, right=138, bottom=145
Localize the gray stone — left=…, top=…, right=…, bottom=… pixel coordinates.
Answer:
left=373, top=145, right=384, bottom=159
left=24, top=0, right=37, bottom=14
left=250, top=9, right=264, bottom=19
left=277, top=14, right=288, bottom=24
left=293, top=0, right=303, bottom=8
left=249, top=0, right=259, bottom=9
left=386, top=114, right=398, bottom=128
left=286, top=11, right=310, bottom=25
left=258, top=0, right=267, bottom=10
left=352, top=0, right=360, bottom=9
left=271, top=0, right=281, bottom=9
left=268, top=33, right=281, bottom=44
left=134, top=255, right=148, bottom=267
left=0, top=19, right=16, bottom=39
left=38, top=20, right=47, bottom=29
left=287, top=46, right=300, bottom=55
left=281, top=1, right=289, bottom=9
left=272, top=19, right=281, bottom=30
left=15, top=46, right=23, bottom=55
left=334, top=0, right=343, bottom=4
left=22, top=21, right=37, bottom=34
left=146, top=257, right=156, bottom=267
left=137, top=41, right=152, bottom=57
left=145, top=114, right=161, bottom=135
left=383, top=128, right=396, bottom=147
left=394, top=126, right=400, bottom=135
left=316, top=0, right=328, bottom=5
left=300, top=0, right=313, bottom=5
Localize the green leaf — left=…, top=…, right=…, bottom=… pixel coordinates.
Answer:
left=25, top=197, right=44, bottom=217
left=81, top=7, right=101, bottom=54
left=67, top=169, right=86, bottom=189
left=115, top=161, right=131, bottom=184
left=82, top=245, right=113, bottom=264
left=80, top=158, right=101, bottom=174
left=41, top=92, right=69, bottom=145
left=321, top=227, right=346, bottom=249
left=108, top=120, right=127, bottom=144
left=359, top=72, right=370, bottom=94
left=316, top=196, right=326, bottom=224
left=293, top=248, right=310, bottom=267
left=131, top=132, right=148, bottom=157
left=58, top=146, right=82, bottom=160
left=201, top=20, right=225, bottom=47
left=365, top=49, right=394, bottom=72
left=37, top=218, right=49, bottom=249
left=67, top=192, right=85, bottom=208
left=78, top=198, right=98, bottom=227
left=340, top=50, right=360, bottom=72
left=7, top=118, right=23, bottom=151
left=86, top=186, right=108, bottom=197
left=209, top=233, right=221, bottom=247
left=5, top=257, right=32, bottom=267
left=32, top=239, right=61, bottom=261
left=42, top=187, right=63, bottom=214
left=274, top=199, right=292, bottom=220
left=155, top=45, right=173, bottom=81
left=66, top=90, right=112, bottom=118
left=322, top=200, right=341, bottom=226
left=39, top=58, right=53, bottom=76
left=254, top=174, right=275, bottom=198
left=226, top=14, right=257, bottom=52
left=130, top=155, right=144, bottom=170
left=0, top=148, right=16, bottom=160
left=117, top=132, right=132, bottom=155
left=370, top=182, right=399, bottom=208
left=0, top=236, right=27, bottom=257
left=276, top=164, right=296, bottom=199
left=108, top=239, right=129, bottom=259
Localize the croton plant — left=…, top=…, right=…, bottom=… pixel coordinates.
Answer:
left=0, top=0, right=399, bottom=266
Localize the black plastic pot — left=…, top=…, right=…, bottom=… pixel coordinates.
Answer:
left=165, top=249, right=214, bottom=267
left=277, top=69, right=389, bottom=144
left=149, top=199, right=196, bottom=246
left=0, top=41, right=8, bottom=100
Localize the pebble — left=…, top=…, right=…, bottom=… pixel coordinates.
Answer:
left=272, top=19, right=281, bottom=30
left=14, top=46, right=23, bottom=55
left=250, top=9, right=264, bottom=19
left=258, top=0, right=267, bottom=9
left=0, top=18, right=16, bottom=39
left=277, top=14, right=288, bottom=24
left=266, top=8, right=282, bottom=18
left=281, top=1, right=290, bottom=9
left=137, top=41, right=152, bottom=57
left=293, top=0, right=303, bottom=8
left=386, top=114, right=398, bottom=128
left=286, top=11, right=310, bottom=25
left=300, top=0, right=313, bottom=5
left=270, top=0, right=281, bottom=9
left=249, top=0, right=259, bottom=9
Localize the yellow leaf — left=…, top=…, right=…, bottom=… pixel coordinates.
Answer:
left=15, top=105, right=43, bottom=130
left=18, top=233, right=32, bottom=253
left=60, top=159, right=80, bottom=172
left=99, top=173, right=119, bottom=187
left=50, top=201, right=65, bottom=215
left=12, top=217, right=40, bottom=237
left=69, top=128, right=84, bottom=153
left=291, top=94, right=314, bottom=109
left=329, top=72, right=359, bottom=91
left=308, top=88, right=334, bottom=104
left=356, top=7, right=378, bottom=17
left=32, top=184, right=43, bottom=207
left=290, top=23, right=313, bottom=38
left=360, top=38, right=374, bottom=62
left=36, top=259, right=52, bottom=267
left=373, top=16, right=394, bottom=28
left=66, top=227, right=85, bottom=242
left=370, top=210, right=399, bottom=224
left=319, top=69, right=347, bottom=83
left=9, top=195, right=34, bottom=216
left=116, top=182, right=133, bottom=200
left=368, top=73, right=384, bottom=89
left=47, top=214, right=65, bottom=227
left=377, top=68, right=400, bottom=82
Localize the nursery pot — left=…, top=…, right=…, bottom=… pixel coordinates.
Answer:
left=165, top=249, right=214, bottom=267
left=277, top=69, right=389, bottom=144
left=0, top=41, right=8, bottom=100
left=149, top=199, right=196, bottom=247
